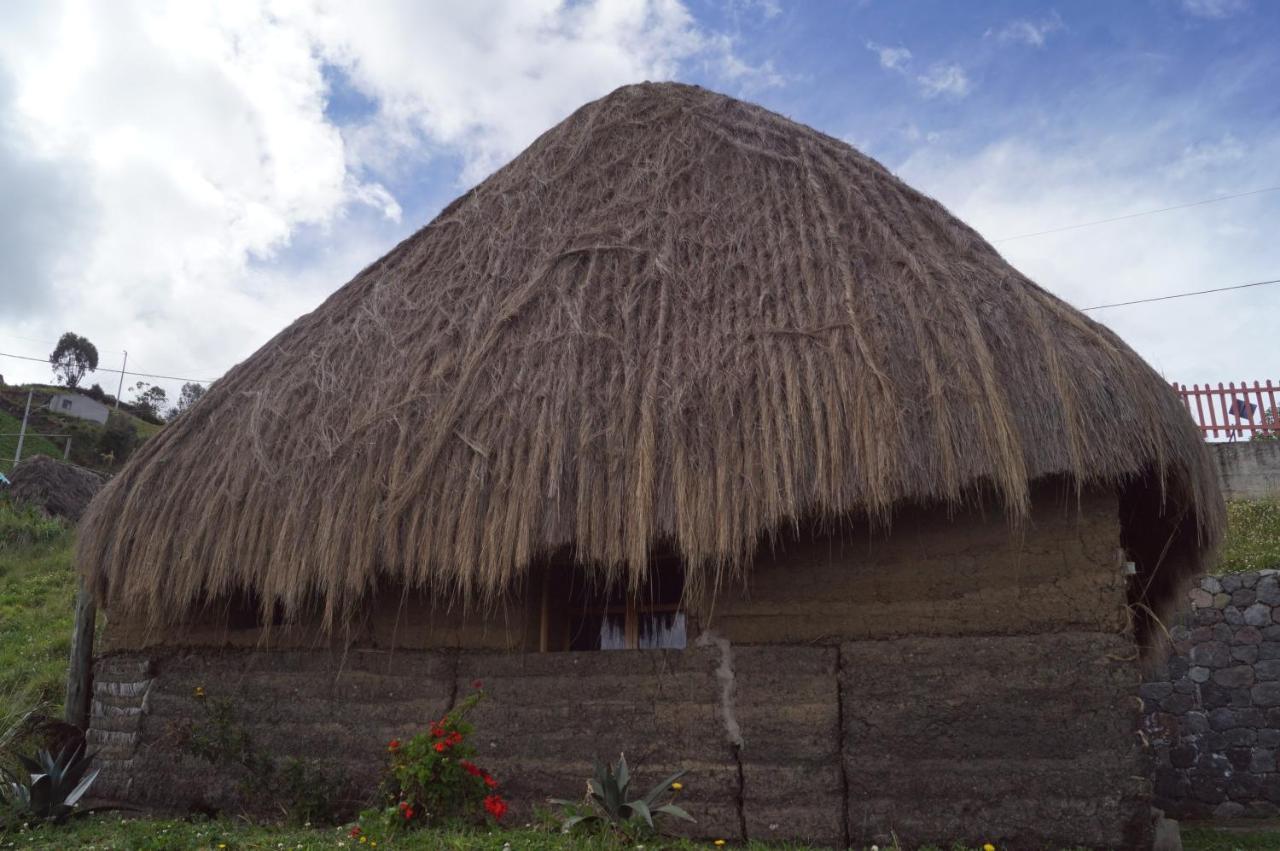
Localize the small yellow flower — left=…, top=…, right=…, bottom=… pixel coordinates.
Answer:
left=217, top=845, right=226, bottom=850
left=194, top=686, right=206, bottom=698
left=671, top=782, right=683, bottom=790
left=359, top=838, right=367, bottom=845
left=983, top=845, right=995, bottom=851
left=714, top=841, right=726, bottom=847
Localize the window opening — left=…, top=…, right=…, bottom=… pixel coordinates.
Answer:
left=556, top=556, right=687, bottom=651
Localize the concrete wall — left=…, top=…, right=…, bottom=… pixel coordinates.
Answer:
left=1143, top=570, right=1280, bottom=819
left=88, top=488, right=1151, bottom=848
left=1213, top=441, right=1280, bottom=501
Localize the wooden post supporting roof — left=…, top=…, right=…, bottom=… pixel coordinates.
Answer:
left=65, top=580, right=96, bottom=730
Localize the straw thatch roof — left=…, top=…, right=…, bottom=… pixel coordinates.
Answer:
left=79, top=82, right=1222, bottom=628
left=11, top=455, right=104, bottom=522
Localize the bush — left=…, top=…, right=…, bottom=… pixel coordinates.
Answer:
left=551, top=753, right=692, bottom=836
left=354, top=682, right=505, bottom=841
left=0, top=499, right=65, bottom=550
left=95, top=414, right=138, bottom=468
left=1219, top=499, right=1280, bottom=574
left=183, top=692, right=345, bottom=825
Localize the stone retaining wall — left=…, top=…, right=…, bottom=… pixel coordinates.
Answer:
left=1144, top=569, right=1280, bottom=818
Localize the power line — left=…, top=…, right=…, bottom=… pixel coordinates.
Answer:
left=993, top=185, right=1280, bottom=243
left=1081, top=277, right=1280, bottom=312
left=0, top=351, right=213, bottom=384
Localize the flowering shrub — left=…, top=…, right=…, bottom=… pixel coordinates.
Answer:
left=355, top=683, right=504, bottom=837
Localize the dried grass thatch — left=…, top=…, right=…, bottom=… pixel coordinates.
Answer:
left=79, top=82, right=1222, bottom=629
left=11, top=454, right=104, bottom=522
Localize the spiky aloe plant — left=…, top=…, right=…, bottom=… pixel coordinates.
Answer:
left=552, top=753, right=694, bottom=833
left=0, top=738, right=99, bottom=822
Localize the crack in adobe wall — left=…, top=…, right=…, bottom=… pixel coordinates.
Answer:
left=695, top=630, right=746, bottom=840
left=732, top=743, right=747, bottom=842
left=446, top=648, right=461, bottom=710
left=835, top=644, right=851, bottom=850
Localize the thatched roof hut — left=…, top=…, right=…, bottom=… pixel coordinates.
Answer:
left=82, top=83, right=1222, bottom=848
left=10, top=454, right=103, bottom=522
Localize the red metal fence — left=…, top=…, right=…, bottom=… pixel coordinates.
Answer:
left=1173, top=381, right=1279, bottom=440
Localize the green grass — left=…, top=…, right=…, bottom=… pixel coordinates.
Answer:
left=0, top=816, right=1272, bottom=850
left=1182, top=825, right=1280, bottom=850
left=0, top=500, right=75, bottom=722
left=0, top=410, right=64, bottom=477
left=0, top=816, right=978, bottom=851
left=1216, top=499, right=1280, bottom=574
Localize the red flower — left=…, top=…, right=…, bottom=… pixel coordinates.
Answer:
left=483, top=773, right=498, bottom=789
left=387, top=739, right=401, bottom=752
left=348, top=825, right=362, bottom=838
left=401, top=806, right=414, bottom=819
left=446, top=731, right=463, bottom=746
left=483, top=794, right=508, bottom=820
left=460, top=760, right=483, bottom=777
left=472, top=679, right=483, bottom=689
left=434, top=741, right=446, bottom=753
left=430, top=725, right=445, bottom=739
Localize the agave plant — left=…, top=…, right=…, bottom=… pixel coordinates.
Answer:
left=0, top=738, right=99, bottom=822
left=551, top=753, right=694, bottom=833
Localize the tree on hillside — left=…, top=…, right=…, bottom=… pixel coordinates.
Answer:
left=131, top=381, right=168, bottom=421
left=48, top=332, right=99, bottom=388
left=97, top=413, right=139, bottom=467
left=166, top=381, right=208, bottom=419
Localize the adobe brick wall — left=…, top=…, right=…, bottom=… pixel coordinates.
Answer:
left=90, top=631, right=1145, bottom=849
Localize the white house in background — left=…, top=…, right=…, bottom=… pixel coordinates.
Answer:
left=46, top=392, right=109, bottom=425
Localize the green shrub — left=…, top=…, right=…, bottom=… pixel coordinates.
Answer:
left=0, top=737, right=99, bottom=825
left=0, top=500, right=65, bottom=550
left=551, top=753, right=692, bottom=836
left=183, top=693, right=343, bottom=825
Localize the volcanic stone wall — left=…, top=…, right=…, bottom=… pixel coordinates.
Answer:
left=1144, top=569, right=1280, bottom=819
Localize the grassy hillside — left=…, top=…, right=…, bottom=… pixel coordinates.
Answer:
left=0, top=410, right=65, bottom=476
left=0, top=500, right=75, bottom=722
left=0, top=384, right=162, bottom=475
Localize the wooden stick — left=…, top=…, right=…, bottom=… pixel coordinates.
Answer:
left=65, top=580, right=96, bottom=730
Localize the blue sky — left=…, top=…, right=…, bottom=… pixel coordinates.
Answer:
left=1, top=0, right=1277, bottom=403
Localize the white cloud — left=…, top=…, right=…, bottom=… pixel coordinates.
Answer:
left=0, top=0, right=767, bottom=399
left=291, top=0, right=712, bottom=182
left=726, top=0, right=782, bottom=19
left=1169, top=133, right=1247, bottom=178
left=896, top=129, right=1280, bottom=382
left=1181, top=0, right=1249, bottom=18
left=916, top=63, right=971, bottom=98
left=987, top=12, right=1064, bottom=47
left=866, top=40, right=912, bottom=71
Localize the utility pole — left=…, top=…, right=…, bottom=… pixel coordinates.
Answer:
left=114, top=350, right=127, bottom=410
left=12, top=387, right=32, bottom=467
